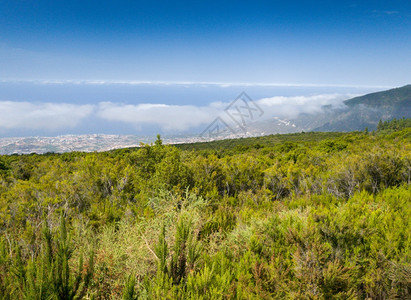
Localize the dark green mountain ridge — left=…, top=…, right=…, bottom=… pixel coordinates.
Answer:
left=344, top=84, right=411, bottom=107
left=312, top=84, right=411, bottom=132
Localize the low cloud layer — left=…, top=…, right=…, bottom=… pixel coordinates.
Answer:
left=97, top=94, right=353, bottom=131
left=0, top=94, right=354, bottom=133
left=257, top=94, right=351, bottom=118
left=0, top=101, right=94, bottom=131
left=97, top=102, right=217, bottom=131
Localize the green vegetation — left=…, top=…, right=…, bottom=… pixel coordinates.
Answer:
left=0, top=119, right=410, bottom=299
left=176, top=131, right=347, bottom=152
left=345, top=84, right=411, bottom=107
left=377, top=117, right=411, bottom=132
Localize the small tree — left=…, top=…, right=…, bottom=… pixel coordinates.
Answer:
left=377, top=120, right=383, bottom=130
left=53, top=214, right=94, bottom=300
left=155, top=134, right=163, bottom=147
left=12, top=214, right=94, bottom=299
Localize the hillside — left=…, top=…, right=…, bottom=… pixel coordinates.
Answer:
left=238, top=85, right=411, bottom=135
left=312, top=84, right=411, bottom=132
left=176, top=131, right=347, bottom=151
left=344, top=84, right=411, bottom=107
left=0, top=120, right=410, bottom=299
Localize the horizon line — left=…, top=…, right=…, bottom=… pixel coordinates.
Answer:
left=0, top=79, right=396, bottom=89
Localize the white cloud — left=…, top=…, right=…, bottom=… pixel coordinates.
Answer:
left=0, top=101, right=94, bottom=130
left=384, top=11, right=399, bottom=15
left=256, top=94, right=353, bottom=118
left=0, top=94, right=357, bottom=134
left=97, top=102, right=217, bottom=131
left=96, top=94, right=353, bottom=132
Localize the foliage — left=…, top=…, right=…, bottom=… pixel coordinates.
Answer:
left=377, top=117, right=411, bottom=132
left=0, top=123, right=410, bottom=299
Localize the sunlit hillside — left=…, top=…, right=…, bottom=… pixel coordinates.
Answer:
left=1, top=119, right=410, bottom=299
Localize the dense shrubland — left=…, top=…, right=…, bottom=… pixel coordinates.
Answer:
left=0, top=121, right=410, bottom=299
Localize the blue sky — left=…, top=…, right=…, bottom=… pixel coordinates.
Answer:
left=0, top=0, right=410, bottom=137
left=1, top=0, right=410, bottom=84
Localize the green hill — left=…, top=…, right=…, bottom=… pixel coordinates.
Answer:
left=0, top=120, right=410, bottom=298
left=344, top=84, right=411, bottom=107
left=313, top=84, right=411, bottom=132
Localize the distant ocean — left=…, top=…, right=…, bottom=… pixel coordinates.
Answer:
left=0, top=81, right=385, bottom=106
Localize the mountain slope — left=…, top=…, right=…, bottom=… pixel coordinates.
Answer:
left=244, top=84, right=411, bottom=134
left=313, top=84, right=411, bottom=131
left=344, top=84, right=411, bottom=107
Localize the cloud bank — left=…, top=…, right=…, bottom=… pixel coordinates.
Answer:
left=96, top=94, right=354, bottom=132
left=257, top=94, right=351, bottom=118
left=0, top=101, right=94, bottom=131
left=97, top=102, right=217, bottom=131
left=0, top=94, right=354, bottom=133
